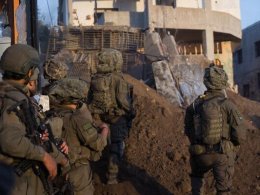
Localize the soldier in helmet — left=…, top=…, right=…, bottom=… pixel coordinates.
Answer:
left=48, top=78, right=109, bottom=195
left=89, top=49, right=135, bottom=184
left=0, top=44, right=58, bottom=195
left=42, top=59, right=69, bottom=95
left=185, top=64, right=246, bottom=195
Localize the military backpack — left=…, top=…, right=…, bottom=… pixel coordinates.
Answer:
left=193, top=96, right=226, bottom=145
left=89, top=72, right=132, bottom=117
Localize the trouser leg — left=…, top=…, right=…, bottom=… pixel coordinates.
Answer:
left=68, top=163, right=94, bottom=195
left=213, top=153, right=234, bottom=195
left=191, top=176, right=204, bottom=195
left=107, top=141, right=125, bottom=184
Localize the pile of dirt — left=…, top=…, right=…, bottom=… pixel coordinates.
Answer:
left=93, top=75, right=260, bottom=195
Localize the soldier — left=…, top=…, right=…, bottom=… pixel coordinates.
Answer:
left=42, top=59, right=69, bottom=95
left=89, top=49, right=135, bottom=184
left=48, top=78, right=109, bottom=195
left=185, top=64, right=246, bottom=195
left=0, top=44, right=57, bottom=195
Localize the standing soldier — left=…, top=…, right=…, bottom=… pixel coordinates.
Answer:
left=48, top=78, right=109, bottom=195
left=0, top=44, right=57, bottom=195
left=185, top=64, right=246, bottom=195
left=89, top=49, right=135, bottom=184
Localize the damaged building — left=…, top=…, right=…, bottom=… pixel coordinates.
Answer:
left=234, top=21, right=260, bottom=101
left=58, top=0, right=241, bottom=87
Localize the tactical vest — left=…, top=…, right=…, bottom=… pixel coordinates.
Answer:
left=90, top=73, right=130, bottom=116
left=193, top=96, right=227, bottom=145
left=0, top=82, right=28, bottom=165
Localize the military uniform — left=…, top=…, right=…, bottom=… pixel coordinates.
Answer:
left=30, top=98, right=67, bottom=165
left=48, top=78, right=108, bottom=195
left=0, top=44, right=57, bottom=195
left=89, top=49, right=134, bottom=184
left=185, top=65, right=245, bottom=195
left=0, top=82, right=46, bottom=195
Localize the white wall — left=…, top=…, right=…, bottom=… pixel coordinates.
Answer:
left=175, top=0, right=240, bottom=19
left=72, top=0, right=144, bottom=26
left=176, top=0, right=203, bottom=8
left=211, top=0, right=240, bottom=19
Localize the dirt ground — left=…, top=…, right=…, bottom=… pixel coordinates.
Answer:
left=93, top=75, right=260, bottom=195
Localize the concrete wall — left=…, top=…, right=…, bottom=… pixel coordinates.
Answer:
left=234, top=21, right=260, bottom=100
left=148, top=6, right=241, bottom=39
left=101, top=11, right=145, bottom=28
left=214, top=41, right=235, bottom=86
left=71, top=0, right=145, bottom=26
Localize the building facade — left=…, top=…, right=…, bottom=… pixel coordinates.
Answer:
left=59, top=0, right=241, bottom=85
left=234, top=21, right=260, bottom=101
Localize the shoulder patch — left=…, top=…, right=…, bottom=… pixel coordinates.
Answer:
left=83, top=123, right=92, bottom=131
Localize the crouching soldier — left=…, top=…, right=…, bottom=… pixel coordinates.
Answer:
left=48, top=78, right=109, bottom=195
left=185, top=64, right=246, bottom=195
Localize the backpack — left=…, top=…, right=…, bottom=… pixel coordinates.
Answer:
left=89, top=73, right=133, bottom=116
left=193, top=96, right=226, bottom=145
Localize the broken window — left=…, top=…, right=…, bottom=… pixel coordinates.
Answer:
left=255, top=40, right=260, bottom=57
left=156, top=0, right=176, bottom=6
left=243, top=84, right=250, bottom=98
left=237, top=49, right=243, bottom=64
left=214, top=42, right=222, bottom=54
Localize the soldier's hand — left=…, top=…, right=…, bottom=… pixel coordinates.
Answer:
left=100, top=123, right=109, bottom=138
left=59, top=141, right=69, bottom=155
left=43, top=152, right=57, bottom=180
left=41, top=130, right=49, bottom=142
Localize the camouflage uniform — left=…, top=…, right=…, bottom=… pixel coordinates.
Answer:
left=185, top=65, right=246, bottom=195
left=89, top=49, right=134, bottom=184
left=48, top=78, right=108, bottom=195
left=0, top=44, right=49, bottom=195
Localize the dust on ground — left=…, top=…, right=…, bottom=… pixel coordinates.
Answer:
left=93, top=75, right=260, bottom=195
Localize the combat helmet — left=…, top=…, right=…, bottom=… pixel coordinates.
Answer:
left=0, top=44, right=40, bottom=80
left=203, top=64, right=228, bottom=90
left=96, top=49, right=123, bottom=73
left=44, top=59, right=69, bottom=81
left=48, top=78, right=89, bottom=104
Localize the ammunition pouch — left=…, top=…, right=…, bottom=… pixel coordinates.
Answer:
left=189, top=145, right=206, bottom=156
left=189, top=143, right=221, bottom=156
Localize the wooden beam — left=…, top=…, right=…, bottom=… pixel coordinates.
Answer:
left=7, top=0, right=19, bottom=44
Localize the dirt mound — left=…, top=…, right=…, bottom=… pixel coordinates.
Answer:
left=93, top=75, right=260, bottom=195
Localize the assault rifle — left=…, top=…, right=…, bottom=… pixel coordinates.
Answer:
left=39, top=122, right=65, bottom=155
left=7, top=99, right=53, bottom=195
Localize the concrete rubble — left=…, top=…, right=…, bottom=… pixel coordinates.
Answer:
left=145, top=32, right=207, bottom=107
